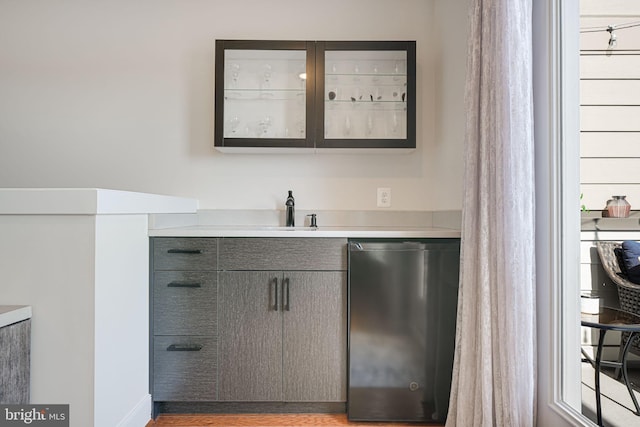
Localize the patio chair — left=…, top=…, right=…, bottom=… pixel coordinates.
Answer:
left=596, top=241, right=640, bottom=357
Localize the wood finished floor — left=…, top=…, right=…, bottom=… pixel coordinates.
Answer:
left=147, top=413, right=442, bottom=426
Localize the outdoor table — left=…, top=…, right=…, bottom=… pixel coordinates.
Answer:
left=581, top=307, right=640, bottom=426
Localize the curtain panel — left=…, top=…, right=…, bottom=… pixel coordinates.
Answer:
left=446, top=1, right=536, bottom=426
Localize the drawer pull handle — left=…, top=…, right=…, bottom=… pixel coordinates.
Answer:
left=167, top=281, right=202, bottom=288
left=167, top=249, right=203, bottom=254
left=167, top=344, right=203, bottom=352
left=273, top=277, right=279, bottom=311
left=285, top=277, right=290, bottom=311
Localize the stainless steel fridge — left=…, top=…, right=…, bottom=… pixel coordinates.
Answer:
left=348, top=239, right=460, bottom=423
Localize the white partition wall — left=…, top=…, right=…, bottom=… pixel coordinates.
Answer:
left=0, top=189, right=197, bottom=427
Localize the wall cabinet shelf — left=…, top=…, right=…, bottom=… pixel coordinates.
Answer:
left=214, top=40, right=416, bottom=152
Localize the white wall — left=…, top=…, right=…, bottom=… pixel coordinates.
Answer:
left=0, top=215, right=96, bottom=426
left=0, top=0, right=466, bottom=211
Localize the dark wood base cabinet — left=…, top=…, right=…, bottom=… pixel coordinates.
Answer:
left=0, top=319, right=31, bottom=404
left=150, top=237, right=348, bottom=418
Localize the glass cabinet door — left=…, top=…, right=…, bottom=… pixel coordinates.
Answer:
left=315, top=41, right=416, bottom=149
left=215, top=40, right=315, bottom=150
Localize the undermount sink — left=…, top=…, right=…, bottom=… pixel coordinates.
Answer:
left=252, top=226, right=318, bottom=231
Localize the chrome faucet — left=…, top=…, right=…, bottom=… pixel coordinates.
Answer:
left=307, top=213, right=317, bottom=228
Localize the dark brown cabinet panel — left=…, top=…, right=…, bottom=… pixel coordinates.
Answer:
left=151, top=238, right=218, bottom=403
left=153, top=237, right=217, bottom=271
left=153, top=336, right=217, bottom=401
left=283, top=271, right=347, bottom=402
left=218, top=271, right=284, bottom=401
left=218, top=270, right=347, bottom=403
left=218, top=237, right=346, bottom=271
left=0, top=319, right=30, bottom=404
left=151, top=237, right=347, bottom=409
left=153, top=271, right=217, bottom=336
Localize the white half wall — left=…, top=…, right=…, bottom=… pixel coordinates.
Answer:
left=0, top=0, right=466, bottom=211
left=94, top=214, right=151, bottom=427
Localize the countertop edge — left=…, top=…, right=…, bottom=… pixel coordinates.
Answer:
left=148, top=227, right=461, bottom=238
left=0, top=305, right=32, bottom=328
left=0, top=188, right=198, bottom=215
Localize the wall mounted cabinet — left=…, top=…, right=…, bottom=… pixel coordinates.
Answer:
left=214, top=40, right=316, bottom=151
left=316, top=41, right=416, bottom=150
left=214, top=40, right=416, bottom=152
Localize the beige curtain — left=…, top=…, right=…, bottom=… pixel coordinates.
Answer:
left=446, top=0, right=536, bottom=426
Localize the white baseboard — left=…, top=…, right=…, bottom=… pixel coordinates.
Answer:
left=116, top=394, right=151, bottom=427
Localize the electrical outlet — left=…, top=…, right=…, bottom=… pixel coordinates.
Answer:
left=377, top=187, right=391, bottom=208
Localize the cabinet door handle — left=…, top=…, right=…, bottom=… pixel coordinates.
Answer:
left=167, top=281, right=201, bottom=288
left=284, top=277, right=290, bottom=311
left=273, top=277, right=279, bottom=311
left=167, top=344, right=203, bottom=352
left=167, top=249, right=203, bottom=254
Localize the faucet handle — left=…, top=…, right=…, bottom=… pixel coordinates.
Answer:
left=306, top=214, right=318, bottom=228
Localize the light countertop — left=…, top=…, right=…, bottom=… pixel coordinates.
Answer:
left=148, top=225, right=461, bottom=238
left=148, top=209, right=462, bottom=238
left=0, top=305, right=32, bottom=328
left=0, top=188, right=198, bottom=215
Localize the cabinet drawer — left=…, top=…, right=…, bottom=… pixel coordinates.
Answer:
left=153, top=271, right=217, bottom=336
left=153, top=238, right=217, bottom=271
left=219, top=238, right=347, bottom=271
left=153, top=336, right=217, bottom=401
